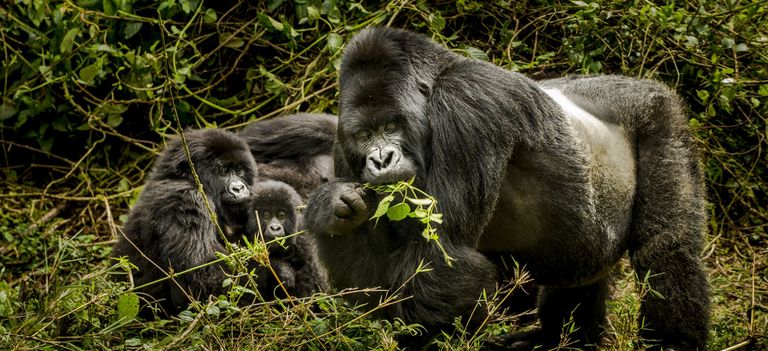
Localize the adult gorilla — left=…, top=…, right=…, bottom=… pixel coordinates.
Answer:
left=113, top=129, right=258, bottom=315
left=304, top=27, right=709, bottom=350
left=239, top=113, right=337, bottom=198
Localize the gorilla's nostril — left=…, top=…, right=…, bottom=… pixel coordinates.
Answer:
left=368, top=155, right=383, bottom=170
left=381, top=149, right=394, bottom=167
left=229, top=182, right=246, bottom=195
left=368, top=146, right=400, bottom=172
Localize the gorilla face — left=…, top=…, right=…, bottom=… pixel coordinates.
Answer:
left=338, top=105, right=422, bottom=185
left=192, top=132, right=257, bottom=206
left=352, top=121, right=416, bottom=184
left=251, top=180, right=302, bottom=242
left=259, top=209, right=288, bottom=238
left=212, top=162, right=250, bottom=204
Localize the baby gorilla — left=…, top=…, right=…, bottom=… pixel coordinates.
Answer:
left=113, top=129, right=258, bottom=316
left=250, top=180, right=328, bottom=299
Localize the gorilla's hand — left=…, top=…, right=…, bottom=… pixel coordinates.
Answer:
left=272, top=259, right=296, bottom=291
left=305, top=181, right=371, bottom=236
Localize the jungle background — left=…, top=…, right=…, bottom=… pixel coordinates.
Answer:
left=1, top=0, right=766, bottom=350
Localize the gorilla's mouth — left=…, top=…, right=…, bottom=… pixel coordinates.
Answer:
left=361, top=145, right=418, bottom=185
left=221, top=191, right=251, bottom=204
left=361, top=164, right=417, bottom=185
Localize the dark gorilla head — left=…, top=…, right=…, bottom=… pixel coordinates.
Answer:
left=251, top=180, right=302, bottom=242
left=149, top=129, right=258, bottom=208
left=334, top=30, right=437, bottom=185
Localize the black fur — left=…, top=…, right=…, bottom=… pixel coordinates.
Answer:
left=240, top=113, right=337, bottom=198
left=304, top=27, right=709, bottom=350
left=113, top=129, right=259, bottom=315
left=250, top=180, right=329, bottom=299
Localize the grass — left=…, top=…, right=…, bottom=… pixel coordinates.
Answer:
left=1, top=183, right=766, bottom=350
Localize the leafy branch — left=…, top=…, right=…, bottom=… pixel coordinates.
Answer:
left=364, top=179, right=455, bottom=267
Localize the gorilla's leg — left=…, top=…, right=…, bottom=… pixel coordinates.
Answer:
left=629, top=133, right=709, bottom=350
left=488, top=278, right=609, bottom=350
left=537, top=278, right=609, bottom=349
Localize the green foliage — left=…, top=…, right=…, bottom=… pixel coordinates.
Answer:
left=365, top=179, right=454, bottom=266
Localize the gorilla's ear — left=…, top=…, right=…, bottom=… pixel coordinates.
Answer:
left=417, top=80, right=431, bottom=97
left=152, top=137, right=194, bottom=180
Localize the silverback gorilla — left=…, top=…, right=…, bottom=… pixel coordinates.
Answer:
left=304, top=27, right=709, bottom=350
left=113, top=129, right=258, bottom=315
left=250, top=180, right=329, bottom=298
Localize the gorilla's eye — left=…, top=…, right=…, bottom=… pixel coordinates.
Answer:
left=262, top=211, right=272, bottom=220
left=384, top=122, right=397, bottom=133
left=277, top=211, right=287, bottom=221
left=354, top=130, right=371, bottom=141
left=235, top=167, right=245, bottom=177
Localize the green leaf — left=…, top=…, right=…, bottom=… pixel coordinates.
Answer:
left=758, top=85, right=768, bottom=97
left=408, top=208, right=428, bottom=219
left=107, top=114, right=123, bottom=128
left=371, top=195, right=394, bottom=219
left=267, top=0, right=284, bottom=11
left=407, top=197, right=433, bottom=206
left=464, top=46, right=489, bottom=61
left=204, top=8, right=218, bottom=24
left=721, top=37, right=735, bottom=49
left=421, top=228, right=430, bottom=240
left=52, top=117, right=69, bottom=132
left=688, top=118, right=700, bottom=129
left=123, top=22, right=142, bottom=40
left=60, top=28, right=79, bottom=53
left=39, top=137, right=54, bottom=153
left=258, top=13, right=284, bottom=32
left=206, top=304, right=220, bottom=317
left=0, top=104, right=18, bottom=120
left=429, top=13, right=445, bottom=32
left=327, top=33, right=343, bottom=53
left=386, top=203, right=411, bottom=221
left=179, top=0, right=192, bottom=13
left=307, top=6, right=320, bottom=20
left=696, top=90, right=709, bottom=102
left=734, top=43, right=748, bottom=52
left=79, top=63, right=101, bottom=85
left=103, top=0, right=117, bottom=15
left=221, top=35, right=245, bottom=48
left=125, top=338, right=142, bottom=347
left=178, top=310, right=195, bottom=322
left=117, top=292, right=139, bottom=321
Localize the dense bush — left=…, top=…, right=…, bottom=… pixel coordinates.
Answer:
left=2, top=0, right=765, bottom=239
left=1, top=1, right=766, bottom=349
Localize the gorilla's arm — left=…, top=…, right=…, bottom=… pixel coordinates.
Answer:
left=304, top=179, right=497, bottom=329
left=240, top=113, right=336, bottom=161
left=240, top=113, right=337, bottom=197
left=143, top=181, right=230, bottom=309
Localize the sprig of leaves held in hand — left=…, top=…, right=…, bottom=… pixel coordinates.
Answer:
left=364, top=178, right=455, bottom=267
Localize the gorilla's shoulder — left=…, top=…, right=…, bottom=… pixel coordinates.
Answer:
left=134, top=180, right=207, bottom=213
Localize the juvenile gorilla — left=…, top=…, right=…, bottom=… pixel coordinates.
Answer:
left=240, top=113, right=337, bottom=198
left=250, top=180, right=329, bottom=299
left=304, top=27, right=709, bottom=350
left=113, top=129, right=258, bottom=315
